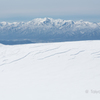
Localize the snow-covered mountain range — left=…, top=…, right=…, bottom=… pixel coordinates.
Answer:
left=0, top=40, right=100, bottom=100
left=0, top=18, right=100, bottom=44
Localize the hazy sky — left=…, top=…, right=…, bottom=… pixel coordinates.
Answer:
left=0, top=0, right=100, bottom=21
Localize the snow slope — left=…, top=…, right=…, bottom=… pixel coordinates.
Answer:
left=0, top=18, right=100, bottom=44
left=0, top=40, right=100, bottom=100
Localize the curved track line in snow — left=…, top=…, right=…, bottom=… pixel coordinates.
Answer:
left=0, top=51, right=34, bottom=66
left=32, top=46, right=61, bottom=57
left=9, top=52, right=32, bottom=63
left=70, top=50, right=85, bottom=56
left=91, top=51, right=100, bottom=55
left=41, top=46, right=61, bottom=53
left=68, top=56, right=76, bottom=60
left=38, top=49, right=71, bottom=60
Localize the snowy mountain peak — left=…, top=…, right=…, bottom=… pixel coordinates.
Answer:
left=29, top=17, right=74, bottom=26
left=0, top=17, right=99, bottom=27
left=0, top=18, right=100, bottom=44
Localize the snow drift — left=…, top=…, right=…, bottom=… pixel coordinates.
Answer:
left=0, top=40, right=100, bottom=100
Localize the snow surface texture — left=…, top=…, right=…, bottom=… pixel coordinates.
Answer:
left=0, top=18, right=100, bottom=44
left=0, top=40, right=100, bottom=100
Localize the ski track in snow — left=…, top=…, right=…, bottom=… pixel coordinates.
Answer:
left=9, top=52, right=33, bottom=63
left=0, top=46, right=60, bottom=66
left=0, top=43, right=99, bottom=66
left=70, top=50, right=85, bottom=56
left=0, top=51, right=34, bottom=66
left=91, top=51, right=100, bottom=55
left=0, top=45, right=98, bottom=66
left=40, top=46, right=61, bottom=53
left=91, top=51, right=100, bottom=58
left=38, top=49, right=72, bottom=60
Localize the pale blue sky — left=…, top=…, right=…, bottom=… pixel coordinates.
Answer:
left=0, top=0, right=100, bottom=22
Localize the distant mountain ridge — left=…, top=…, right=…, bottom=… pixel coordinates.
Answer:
left=0, top=17, right=100, bottom=44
